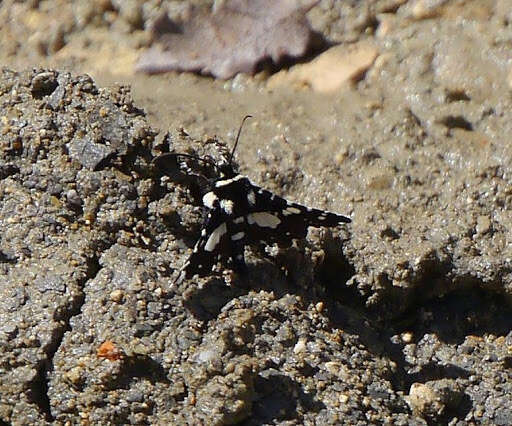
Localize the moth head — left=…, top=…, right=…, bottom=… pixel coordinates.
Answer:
left=216, top=158, right=237, bottom=179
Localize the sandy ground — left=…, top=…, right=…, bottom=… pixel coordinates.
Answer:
left=1, top=0, right=512, bottom=424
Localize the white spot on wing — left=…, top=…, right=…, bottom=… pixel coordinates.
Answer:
left=231, top=231, right=245, bottom=241
left=247, top=190, right=256, bottom=206
left=220, top=199, right=234, bottom=214
left=204, top=223, right=227, bottom=252
left=247, top=212, right=281, bottom=229
left=283, top=206, right=302, bottom=216
left=234, top=216, right=244, bottom=224
left=215, top=175, right=244, bottom=187
left=202, top=191, right=218, bottom=209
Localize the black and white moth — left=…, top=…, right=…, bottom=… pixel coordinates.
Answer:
left=156, top=117, right=351, bottom=284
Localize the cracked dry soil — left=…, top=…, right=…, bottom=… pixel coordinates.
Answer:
left=1, top=0, right=512, bottom=425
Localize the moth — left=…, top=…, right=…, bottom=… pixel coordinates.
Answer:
left=155, top=117, right=351, bottom=284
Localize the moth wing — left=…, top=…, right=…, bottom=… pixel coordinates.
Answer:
left=244, top=186, right=351, bottom=247
left=179, top=210, right=232, bottom=280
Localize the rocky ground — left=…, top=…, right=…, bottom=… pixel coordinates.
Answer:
left=1, top=0, right=512, bottom=424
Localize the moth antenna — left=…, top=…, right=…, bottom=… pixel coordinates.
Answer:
left=229, top=115, right=252, bottom=165
left=153, top=152, right=219, bottom=171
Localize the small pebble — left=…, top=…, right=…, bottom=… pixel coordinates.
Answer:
left=476, top=215, right=491, bottom=234
left=110, top=289, right=124, bottom=303
left=293, top=337, right=307, bottom=354
left=401, top=332, right=414, bottom=343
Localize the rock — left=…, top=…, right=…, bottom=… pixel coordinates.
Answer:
left=268, top=42, right=378, bottom=92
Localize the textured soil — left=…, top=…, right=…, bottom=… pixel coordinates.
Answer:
left=1, top=0, right=512, bottom=424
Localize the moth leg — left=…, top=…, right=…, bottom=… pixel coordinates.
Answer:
left=172, top=236, right=205, bottom=286
left=173, top=210, right=225, bottom=285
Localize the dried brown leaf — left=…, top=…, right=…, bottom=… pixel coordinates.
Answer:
left=136, top=0, right=319, bottom=79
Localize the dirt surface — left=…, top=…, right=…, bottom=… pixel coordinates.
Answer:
left=1, top=0, right=512, bottom=424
